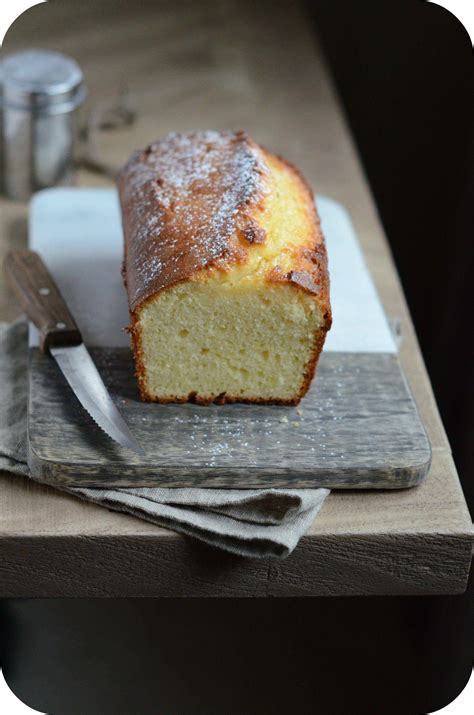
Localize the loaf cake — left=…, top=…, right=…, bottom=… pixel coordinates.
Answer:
left=118, top=130, right=331, bottom=404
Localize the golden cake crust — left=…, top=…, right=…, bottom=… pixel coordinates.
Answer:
left=118, top=130, right=331, bottom=404
left=119, top=130, right=269, bottom=312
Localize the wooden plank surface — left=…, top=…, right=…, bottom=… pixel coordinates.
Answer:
left=0, top=0, right=472, bottom=596
left=29, top=348, right=431, bottom=489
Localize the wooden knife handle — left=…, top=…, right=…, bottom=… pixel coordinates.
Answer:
left=4, top=249, right=82, bottom=353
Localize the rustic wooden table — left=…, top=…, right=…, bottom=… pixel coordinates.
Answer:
left=0, top=0, right=472, bottom=599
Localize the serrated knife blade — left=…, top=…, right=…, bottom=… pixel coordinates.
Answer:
left=4, top=249, right=144, bottom=456
left=51, top=344, right=144, bottom=455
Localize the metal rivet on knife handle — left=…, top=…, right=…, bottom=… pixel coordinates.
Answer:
left=3, top=249, right=82, bottom=353
left=3, top=249, right=144, bottom=456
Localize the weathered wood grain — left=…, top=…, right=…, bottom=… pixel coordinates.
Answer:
left=0, top=0, right=471, bottom=596
left=28, top=348, right=431, bottom=489
left=0, top=449, right=471, bottom=597
left=0, top=524, right=471, bottom=597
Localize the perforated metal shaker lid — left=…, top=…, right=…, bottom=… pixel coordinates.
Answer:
left=0, top=49, right=86, bottom=113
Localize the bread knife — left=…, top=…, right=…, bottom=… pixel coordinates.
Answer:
left=4, top=249, right=144, bottom=456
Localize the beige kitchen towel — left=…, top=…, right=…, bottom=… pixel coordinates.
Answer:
left=0, top=321, right=329, bottom=558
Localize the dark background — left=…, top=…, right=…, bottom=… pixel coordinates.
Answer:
left=305, top=7, right=474, bottom=703
left=306, top=0, right=474, bottom=513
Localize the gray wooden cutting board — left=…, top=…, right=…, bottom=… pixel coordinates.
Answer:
left=27, top=189, right=431, bottom=488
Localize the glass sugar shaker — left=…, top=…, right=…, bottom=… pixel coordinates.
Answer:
left=0, top=49, right=87, bottom=201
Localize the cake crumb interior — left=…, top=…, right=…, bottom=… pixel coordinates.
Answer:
left=138, top=281, right=323, bottom=401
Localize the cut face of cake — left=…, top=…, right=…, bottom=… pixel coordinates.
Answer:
left=119, top=130, right=331, bottom=404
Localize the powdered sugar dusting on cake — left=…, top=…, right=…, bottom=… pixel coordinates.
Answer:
left=119, top=130, right=269, bottom=311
